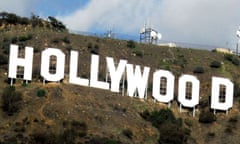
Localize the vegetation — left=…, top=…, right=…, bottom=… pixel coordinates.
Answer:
left=0, top=12, right=67, bottom=31
left=0, top=54, right=8, bottom=65
left=224, top=54, right=240, bottom=66
left=132, top=50, right=143, bottom=57
left=37, top=89, right=46, bottom=97
left=126, top=40, right=136, bottom=49
left=2, top=86, right=23, bottom=115
left=210, top=61, right=221, bottom=68
left=193, top=66, right=204, bottom=74
left=141, top=109, right=190, bottom=144
left=87, top=137, right=122, bottom=144
left=122, top=128, right=133, bottom=139
left=199, top=110, right=216, bottom=123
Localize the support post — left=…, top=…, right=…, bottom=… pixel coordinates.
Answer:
left=180, top=104, right=182, bottom=113
left=10, top=78, right=13, bottom=86
left=193, top=107, right=195, bottom=117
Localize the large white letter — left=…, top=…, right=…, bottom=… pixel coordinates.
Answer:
left=152, top=70, right=174, bottom=103
left=211, top=77, right=233, bottom=111
left=69, top=51, right=89, bottom=86
left=90, top=54, right=109, bottom=90
left=8, top=44, right=33, bottom=80
left=106, top=57, right=127, bottom=92
left=41, top=48, right=65, bottom=82
left=178, top=75, right=200, bottom=107
left=126, top=64, right=150, bottom=99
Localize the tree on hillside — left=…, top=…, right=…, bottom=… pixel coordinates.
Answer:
left=0, top=12, right=20, bottom=25
left=30, top=13, right=43, bottom=27
left=48, top=16, right=66, bottom=31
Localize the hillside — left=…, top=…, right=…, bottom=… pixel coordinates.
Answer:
left=1, top=13, right=240, bottom=144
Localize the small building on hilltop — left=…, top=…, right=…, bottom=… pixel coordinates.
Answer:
left=214, top=48, right=233, bottom=54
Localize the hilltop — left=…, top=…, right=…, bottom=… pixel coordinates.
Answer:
left=1, top=12, right=240, bottom=144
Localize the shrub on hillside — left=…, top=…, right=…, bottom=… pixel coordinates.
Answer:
left=0, top=54, right=8, bottom=65
left=140, top=109, right=190, bottom=144
left=193, top=66, right=204, bottom=74
left=210, top=61, right=221, bottom=68
left=31, top=132, right=57, bottom=144
left=126, top=40, right=136, bottom=49
left=87, top=137, right=122, bottom=144
left=87, top=42, right=92, bottom=49
left=224, top=54, right=240, bottom=66
left=2, top=41, right=10, bottom=54
left=60, top=120, right=87, bottom=143
left=48, top=16, right=66, bottom=31
left=51, top=38, right=60, bottom=44
left=133, top=50, right=143, bottom=58
left=2, top=86, right=23, bottom=115
left=199, top=110, right=216, bottom=123
left=19, top=34, right=33, bottom=42
left=11, top=36, right=18, bottom=43
left=158, top=123, right=190, bottom=144
left=62, top=36, right=70, bottom=44
left=232, top=57, right=240, bottom=65
left=234, top=82, right=240, bottom=97
left=122, top=128, right=133, bottom=139
left=37, top=89, right=46, bottom=97
left=88, top=43, right=99, bottom=54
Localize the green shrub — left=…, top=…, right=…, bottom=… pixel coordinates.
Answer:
left=207, top=132, right=215, bottom=138
left=94, top=44, right=99, bottom=49
left=193, top=66, right=204, bottom=74
left=31, top=132, right=57, bottom=144
left=11, top=36, right=18, bottom=43
left=140, top=109, right=190, bottom=144
left=126, top=40, right=136, bottom=49
left=224, top=54, right=240, bottom=66
left=232, top=57, right=240, bottom=65
left=60, top=120, right=87, bottom=143
left=87, top=42, right=92, bottom=49
left=210, top=61, right=221, bottom=68
left=158, top=123, right=189, bottom=144
left=140, top=109, right=178, bottom=127
left=199, top=110, right=216, bottom=123
left=2, top=42, right=10, bottom=54
left=87, top=43, right=99, bottom=54
left=229, top=116, right=238, bottom=123
left=37, top=89, right=46, bottom=97
left=87, top=137, right=122, bottom=144
left=234, top=83, right=240, bottom=97
left=122, top=129, right=133, bottom=139
left=133, top=50, right=143, bottom=57
left=19, top=34, right=33, bottom=42
left=51, top=38, right=60, bottom=44
left=184, top=118, right=193, bottom=127
left=2, top=86, right=23, bottom=115
left=70, top=120, right=87, bottom=137
left=48, top=16, right=66, bottom=31
left=224, top=54, right=233, bottom=61
left=62, top=36, right=70, bottom=44
left=0, top=54, right=8, bottom=65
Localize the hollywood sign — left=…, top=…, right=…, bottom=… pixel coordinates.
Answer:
left=8, top=44, right=234, bottom=116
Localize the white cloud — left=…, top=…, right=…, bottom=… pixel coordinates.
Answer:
left=0, top=0, right=35, bottom=16
left=60, top=0, right=240, bottom=48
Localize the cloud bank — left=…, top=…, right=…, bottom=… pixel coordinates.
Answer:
left=60, top=0, right=240, bottom=48
left=0, top=0, right=36, bottom=16
left=0, top=0, right=240, bottom=48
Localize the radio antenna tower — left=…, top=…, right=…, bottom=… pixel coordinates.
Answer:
left=139, top=22, right=162, bottom=44
left=236, top=26, right=240, bottom=56
left=105, top=25, right=115, bottom=38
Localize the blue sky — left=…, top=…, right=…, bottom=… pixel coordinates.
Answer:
left=33, top=0, right=89, bottom=17
left=1, top=0, right=240, bottom=50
